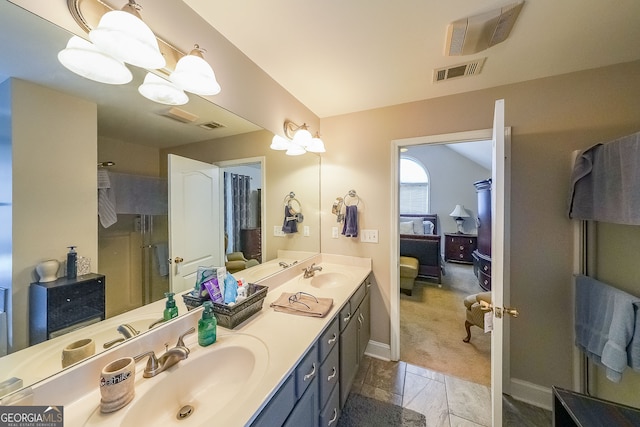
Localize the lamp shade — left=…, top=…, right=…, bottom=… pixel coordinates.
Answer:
left=285, top=143, right=306, bottom=156
left=449, top=204, right=470, bottom=218
left=170, top=48, right=221, bottom=96
left=89, top=9, right=165, bottom=69
left=270, top=135, right=290, bottom=150
left=306, top=135, right=326, bottom=153
left=138, top=72, right=188, bottom=105
left=58, top=36, right=132, bottom=85
left=292, top=127, right=312, bottom=148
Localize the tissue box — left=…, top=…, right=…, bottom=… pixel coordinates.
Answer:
left=182, top=283, right=267, bottom=329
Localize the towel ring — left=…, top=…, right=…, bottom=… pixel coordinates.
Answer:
left=284, top=192, right=302, bottom=214
left=344, top=190, right=360, bottom=206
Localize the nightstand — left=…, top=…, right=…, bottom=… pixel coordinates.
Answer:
left=444, top=233, right=477, bottom=264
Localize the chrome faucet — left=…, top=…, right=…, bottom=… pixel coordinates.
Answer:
left=103, top=324, right=141, bottom=349
left=279, top=260, right=298, bottom=268
left=148, top=318, right=166, bottom=329
left=134, top=327, right=194, bottom=378
left=303, top=263, right=323, bottom=278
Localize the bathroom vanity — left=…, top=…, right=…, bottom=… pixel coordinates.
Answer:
left=8, top=254, right=372, bottom=427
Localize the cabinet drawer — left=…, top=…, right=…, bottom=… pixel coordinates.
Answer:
left=319, top=344, right=339, bottom=408
left=479, top=259, right=491, bottom=276
left=339, top=302, right=352, bottom=332
left=351, top=281, right=366, bottom=311
left=319, top=317, right=339, bottom=362
left=320, top=384, right=340, bottom=427
left=479, top=271, right=491, bottom=291
left=295, top=343, right=319, bottom=399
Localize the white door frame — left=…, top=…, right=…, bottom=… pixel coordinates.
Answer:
left=389, top=128, right=511, bottom=387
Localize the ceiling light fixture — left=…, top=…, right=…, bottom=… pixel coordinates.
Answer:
left=138, top=72, right=188, bottom=105
left=271, top=120, right=326, bottom=155
left=89, top=0, right=165, bottom=69
left=170, top=45, right=221, bottom=96
left=58, top=35, right=132, bottom=85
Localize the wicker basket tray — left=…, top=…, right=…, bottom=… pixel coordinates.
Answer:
left=182, top=283, right=267, bottom=329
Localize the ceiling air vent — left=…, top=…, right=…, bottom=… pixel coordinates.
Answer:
left=433, top=58, right=486, bottom=83
left=199, top=121, right=225, bottom=130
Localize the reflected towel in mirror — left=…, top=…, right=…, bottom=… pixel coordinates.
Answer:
left=282, top=205, right=298, bottom=234
left=342, top=205, right=358, bottom=237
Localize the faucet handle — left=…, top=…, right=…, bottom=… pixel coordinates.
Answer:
left=176, top=327, right=196, bottom=350
left=134, top=350, right=159, bottom=374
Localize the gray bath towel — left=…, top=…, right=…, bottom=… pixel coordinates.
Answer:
left=568, top=131, right=640, bottom=225
left=575, top=274, right=640, bottom=382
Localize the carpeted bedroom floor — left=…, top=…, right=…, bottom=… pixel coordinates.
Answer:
left=400, top=262, right=491, bottom=386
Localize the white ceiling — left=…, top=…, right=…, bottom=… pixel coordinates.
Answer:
left=183, top=0, right=640, bottom=118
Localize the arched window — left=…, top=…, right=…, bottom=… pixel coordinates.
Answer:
left=400, top=157, right=429, bottom=213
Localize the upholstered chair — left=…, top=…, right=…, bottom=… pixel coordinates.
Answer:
left=463, top=291, right=492, bottom=343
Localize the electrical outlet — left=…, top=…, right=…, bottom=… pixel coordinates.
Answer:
left=360, top=229, right=379, bottom=243
left=273, top=226, right=285, bottom=237
left=332, top=227, right=339, bottom=238
left=304, top=226, right=310, bottom=236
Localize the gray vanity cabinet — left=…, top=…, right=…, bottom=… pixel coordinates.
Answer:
left=284, top=376, right=319, bottom=427
left=339, top=278, right=371, bottom=409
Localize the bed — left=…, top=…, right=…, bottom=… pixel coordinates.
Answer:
left=399, top=214, right=443, bottom=284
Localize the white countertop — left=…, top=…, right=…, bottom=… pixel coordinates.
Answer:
left=24, top=254, right=371, bottom=427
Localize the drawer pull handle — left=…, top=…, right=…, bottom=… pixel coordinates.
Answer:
left=483, top=265, right=488, bottom=271
left=328, top=408, right=338, bottom=426
left=343, top=312, right=351, bottom=323
left=328, top=333, right=337, bottom=345
left=304, top=363, right=316, bottom=382
left=327, top=366, right=337, bottom=382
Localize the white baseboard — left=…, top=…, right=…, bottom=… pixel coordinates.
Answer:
left=509, top=378, right=553, bottom=411
left=364, top=340, right=391, bottom=361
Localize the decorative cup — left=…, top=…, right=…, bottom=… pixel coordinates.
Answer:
left=77, top=256, right=91, bottom=276
left=99, top=357, right=135, bottom=413
left=61, top=338, right=95, bottom=368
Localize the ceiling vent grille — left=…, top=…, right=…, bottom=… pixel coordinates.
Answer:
left=433, top=58, right=486, bottom=83
left=198, top=121, right=225, bottom=130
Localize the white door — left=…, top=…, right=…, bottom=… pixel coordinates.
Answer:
left=490, top=99, right=515, bottom=426
left=168, top=154, right=224, bottom=294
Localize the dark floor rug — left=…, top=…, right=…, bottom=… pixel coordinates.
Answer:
left=337, top=393, right=426, bottom=427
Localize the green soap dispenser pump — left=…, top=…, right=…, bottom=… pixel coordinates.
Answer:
left=198, top=301, right=217, bottom=347
left=163, top=292, right=178, bottom=321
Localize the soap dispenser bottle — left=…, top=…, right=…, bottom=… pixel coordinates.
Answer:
left=163, top=292, right=178, bottom=321
left=66, top=246, right=77, bottom=279
left=198, top=301, right=217, bottom=347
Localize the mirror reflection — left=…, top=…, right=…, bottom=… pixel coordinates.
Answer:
left=0, top=0, right=320, bottom=396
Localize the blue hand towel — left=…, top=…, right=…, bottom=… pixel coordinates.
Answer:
left=575, top=274, right=640, bottom=382
left=282, top=205, right=298, bottom=234
left=341, top=205, right=358, bottom=237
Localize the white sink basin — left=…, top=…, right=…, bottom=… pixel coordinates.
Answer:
left=84, top=334, right=269, bottom=426
left=309, top=272, right=350, bottom=288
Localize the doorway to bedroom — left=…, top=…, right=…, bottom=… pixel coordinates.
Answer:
left=398, top=138, right=492, bottom=387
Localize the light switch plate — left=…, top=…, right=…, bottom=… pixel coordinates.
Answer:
left=360, top=229, right=379, bottom=243
left=332, top=227, right=339, bottom=238
left=304, top=226, right=310, bottom=236
left=273, top=226, right=285, bottom=237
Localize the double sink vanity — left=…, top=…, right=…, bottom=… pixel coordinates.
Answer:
left=5, top=254, right=371, bottom=427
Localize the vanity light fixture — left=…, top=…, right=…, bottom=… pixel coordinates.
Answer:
left=138, top=72, right=188, bottom=105
left=89, top=0, right=165, bottom=69
left=170, top=45, right=221, bottom=96
left=58, top=36, right=132, bottom=85
left=449, top=204, right=470, bottom=233
left=60, top=0, right=222, bottom=104
left=271, top=120, right=325, bottom=155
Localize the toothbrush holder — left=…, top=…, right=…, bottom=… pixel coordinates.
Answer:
left=99, top=357, right=135, bottom=413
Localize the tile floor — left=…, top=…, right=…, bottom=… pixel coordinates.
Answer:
left=350, top=356, right=552, bottom=427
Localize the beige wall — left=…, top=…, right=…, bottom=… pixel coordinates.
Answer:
left=319, top=60, right=640, bottom=391
left=10, top=79, right=97, bottom=352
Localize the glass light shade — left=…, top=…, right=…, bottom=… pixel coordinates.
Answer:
left=170, top=51, right=221, bottom=96
left=138, top=72, right=188, bottom=105
left=89, top=10, right=165, bottom=69
left=270, top=135, right=290, bottom=150
left=286, top=143, right=306, bottom=156
left=58, top=36, right=132, bottom=85
left=292, top=128, right=312, bottom=148
left=306, top=136, right=326, bottom=153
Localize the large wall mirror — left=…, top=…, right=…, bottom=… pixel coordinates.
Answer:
left=0, top=0, right=320, bottom=397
